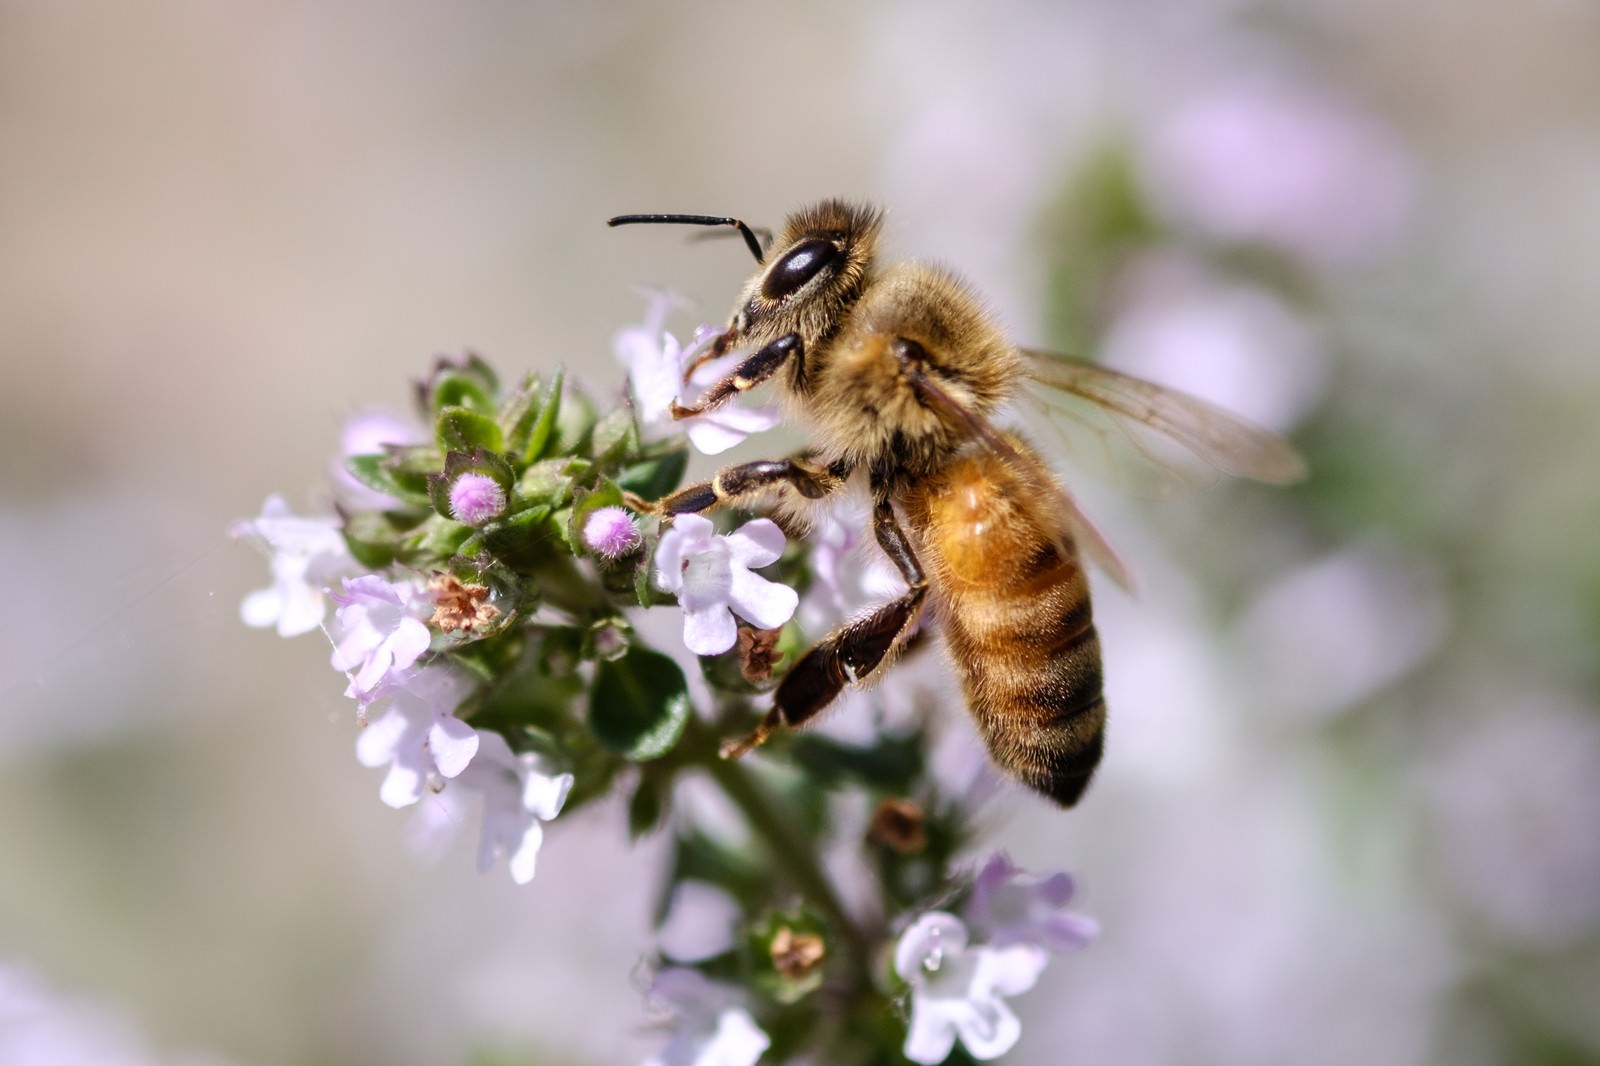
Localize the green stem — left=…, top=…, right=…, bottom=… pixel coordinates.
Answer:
left=683, top=717, right=872, bottom=974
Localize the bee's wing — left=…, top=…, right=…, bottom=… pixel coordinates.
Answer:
left=1019, top=349, right=1308, bottom=498
left=909, top=367, right=1137, bottom=593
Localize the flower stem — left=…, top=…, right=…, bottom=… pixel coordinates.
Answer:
left=683, top=717, right=872, bottom=974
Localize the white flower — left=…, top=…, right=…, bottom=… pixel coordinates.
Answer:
left=450, top=729, right=574, bottom=885
left=654, top=514, right=799, bottom=656
left=963, top=854, right=1099, bottom=954
left=641, top=968, right=771, bottom=1066
left=231, top=495, right=354, bottom=637
left=329, top=573, right=434, bottom=701
left=894, top=912, right=1047, bottom=1064
left=355, top=662, right=480, bottom=809
left=614, top=292, right=779, bottom=456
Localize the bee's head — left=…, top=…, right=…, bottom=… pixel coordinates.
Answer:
left=727, top=199, right=883, bottom=352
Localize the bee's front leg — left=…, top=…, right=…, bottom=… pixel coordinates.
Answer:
left=668, top=332, right=801, bottom=418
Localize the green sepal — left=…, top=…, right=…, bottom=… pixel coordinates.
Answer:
left=425, top=448, right=516, bottom=522
left=617, top=444, right=689, bottom=501
left=583, top=617, right=632, bottom=662
left=436, top=405, right=505, bottom=455
left=416, top=352, right=499, bottom=417
left=747, top=907, right=830, bottom=1005
left=589, top=645, right=691, bottom=761
left=344, top=453, right=434, bottom=508
left=508, top=365, right=565, bottom=464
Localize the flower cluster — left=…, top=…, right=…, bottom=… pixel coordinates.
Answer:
left=236, top=297, right=1097, bottom=1063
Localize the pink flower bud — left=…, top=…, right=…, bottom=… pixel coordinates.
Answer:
left=448, top=473, right=507, bottom=526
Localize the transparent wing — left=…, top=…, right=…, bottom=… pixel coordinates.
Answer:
left=1020, top=349, right=1308, bottom=499
left=909, top=366, right=1136, bottom=593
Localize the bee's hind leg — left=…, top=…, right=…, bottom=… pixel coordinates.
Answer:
left=723, top=498, right=928, bottom=758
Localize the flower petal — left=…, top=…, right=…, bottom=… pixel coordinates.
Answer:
left=895, top=912, right=970, bottom=981
left=682, top=604, right=738, bottom=656
left=523, top=768, right=575, bottom=821
left=355, top=708, right=411, bottom=768
left=902, top=996, right=960, bottom=1065
left=723, top=518, right=786, bottom=568
left=428, top=713, right=481, bottom=779
left=952, top=995, right=1022, bottom=1061
left=505, top=818, right=544, bottom=885
left=727, top=568, right=799, bottom=631
left=974, top=944, right=1047, bottom=999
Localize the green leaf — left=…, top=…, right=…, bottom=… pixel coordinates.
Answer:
left=514, top=365, right=565, bottom=463
left=618, top=445, right=689, bottom=501
left=436, top=405, right=505, bottom=454
left=589, top=646, right=691, bottom=761
left=344, top=454, right=433, bottom=508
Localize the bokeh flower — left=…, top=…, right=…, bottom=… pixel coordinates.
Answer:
left=231, top=495, right=353, bottom=638
left=963, top=854, right=1099, bottom=954
left=641, top=968, right=770, bottom=1066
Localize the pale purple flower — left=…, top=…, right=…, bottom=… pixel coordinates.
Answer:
left=448, top=472, right=507, bottom=526
left=798, top=496, right=907, bottom=635
left=355, top=662, right=480, bottom=808
left=584, top=505, right=642, bottom=559
left=894, top=912, right=1047, bottom=1064
left=963, top=854, right=1099, bottom=954
left=614, top=292, right=779, bottom=456
left=0, top=962, right=217, bottom=1066
left=444, top=729, right=573, bottom=884
left=231, top=494, right=354, bottom=637
left=330, top=573, right=433, bottom=700
left=1137, top=74, right=1415, bottom=267
left=641, top=968, right=771, bottom=1066
left=654, top=514, right=798, bottom=656
left=333, top=407, right=426, bottom=511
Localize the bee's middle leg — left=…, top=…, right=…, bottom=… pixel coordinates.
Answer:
left=723, top=499, right=928, bottom=758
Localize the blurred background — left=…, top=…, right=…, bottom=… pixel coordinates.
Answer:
left=3, top=1, right=1599, bottom=1063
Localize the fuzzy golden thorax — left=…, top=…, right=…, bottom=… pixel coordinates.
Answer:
left=798, top=261, right=1023, bottom=481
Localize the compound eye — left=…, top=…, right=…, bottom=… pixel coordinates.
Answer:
left=760, top=238, right=841, bottom=300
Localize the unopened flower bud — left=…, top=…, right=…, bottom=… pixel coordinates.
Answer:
left=448, top=472, right=507, bottom=526
left=583, top=506, right=641, bottom=560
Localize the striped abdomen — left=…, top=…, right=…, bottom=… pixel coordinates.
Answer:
left=904, top=449, right=1106, bottom=807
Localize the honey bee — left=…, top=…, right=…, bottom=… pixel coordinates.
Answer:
left=609, top=199, right=1304, bottom=807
